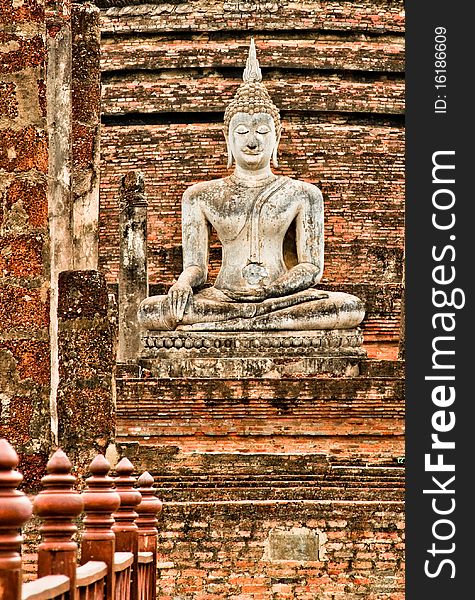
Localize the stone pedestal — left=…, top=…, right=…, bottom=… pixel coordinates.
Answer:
left=140, top=328, right=365, bottom=378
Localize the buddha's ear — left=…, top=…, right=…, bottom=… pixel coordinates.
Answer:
left=272, top=129, right=281, bottom=168
left=224, top=128, right=234, bottom=169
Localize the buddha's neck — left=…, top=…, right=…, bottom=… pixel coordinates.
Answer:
left=233, top=164, right=274, bottom=182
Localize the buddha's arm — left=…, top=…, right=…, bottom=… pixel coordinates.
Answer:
left=263, top=185, right=323, bottom=298
left=168, top=189, right=209, bottom=321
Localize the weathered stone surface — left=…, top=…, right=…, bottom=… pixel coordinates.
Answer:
left=100, top=1, right=405, bottom=35
left=0, top=0, right=52, bottom=485
left=0, top=284, right=49, bottom=332
left=58, top=269, right=109, bottom=319
left=3, top=179, right=48, bottom=228
left=57, top=270, right=117, bottom=460
left=72, top=1, right=101, bottom=272
left=118, top=170, right=148, bottom=362
left=264, top=527, right=321, bottom=562
left=140, top=329, right=365, bottom=377
left=0, top=233, right=45, bottom=278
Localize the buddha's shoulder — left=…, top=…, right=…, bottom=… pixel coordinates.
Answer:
left=285, top=177, right=323, bottom=202
left=182, top=178, right=228, bottom=203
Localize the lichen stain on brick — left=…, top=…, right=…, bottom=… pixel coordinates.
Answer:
left=0, top=348, right=19, bottom=394
left=1, top=198, right=29, bottom=232
left=36, top=78, right=46, bottom=117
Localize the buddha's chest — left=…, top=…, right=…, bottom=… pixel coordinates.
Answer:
left=205, top=188, right=298, bottom=244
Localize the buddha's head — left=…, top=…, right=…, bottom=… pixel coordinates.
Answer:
left=224, top=39, right=281, bottom=170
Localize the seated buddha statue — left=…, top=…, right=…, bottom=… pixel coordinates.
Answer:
left=138, top=40, right=364, bottom=332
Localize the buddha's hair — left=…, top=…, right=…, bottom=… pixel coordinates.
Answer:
left=224, top=38, right=281, bottom=136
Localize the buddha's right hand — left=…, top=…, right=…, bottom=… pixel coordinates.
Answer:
left=168, top=282, right=193, bottom=322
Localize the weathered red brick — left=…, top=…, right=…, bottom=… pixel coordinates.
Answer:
left=4, top=178, right=48, bottom=228
left=0, top=81, right=18, bottom=118
left=0, top=284, right=49, bottom=331
left=0, top=233, right=45, bottom=278
left=0, top=126, right=48, bottom=172
left=0, top=0, right=45, bottom=25
left=0, top=339, right=50, bottom=385
left=0, top=33, right=45, bottom=74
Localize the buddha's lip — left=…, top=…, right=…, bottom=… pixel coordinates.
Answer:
left=242, top=150, right=261, bottom=155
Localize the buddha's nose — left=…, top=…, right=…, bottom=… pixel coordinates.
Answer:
left=247, top=138, right=258, bottom=149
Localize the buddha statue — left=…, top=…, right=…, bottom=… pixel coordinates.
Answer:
left=138, top=40, right=364, bottom=333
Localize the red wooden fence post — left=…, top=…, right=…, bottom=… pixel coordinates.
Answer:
left=81, top=454, right=121, bottom=600
left=136, top=472, right=162, bottom=600
left=112, top=458, right=141, bottom=600
left=0, top=439, right=33, bottom=600
left=33, top=449, right=83, bottom=598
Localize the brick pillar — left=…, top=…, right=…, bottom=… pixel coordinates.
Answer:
left=118, top=172, right=148, bottom=363
left=0, top=0, right=54, bottom=486
left=71, top=2, right=101, bottom=271
left=57, top=270, right=117, bottom=467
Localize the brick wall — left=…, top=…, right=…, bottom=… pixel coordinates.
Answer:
left=155, top=501, right=404, bottom=600
left=114, top=357, right=405, bottom=598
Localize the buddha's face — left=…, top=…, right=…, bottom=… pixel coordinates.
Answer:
left=227, top=112, right=278, bottom=171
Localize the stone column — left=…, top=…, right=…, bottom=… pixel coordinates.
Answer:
left=57, top=270, right=117, bottom=468
left=72, top=2, right=101, bottom=271
left=118, top=172, right=148, bottom=363
left=46, top=0, right=74, bottom=445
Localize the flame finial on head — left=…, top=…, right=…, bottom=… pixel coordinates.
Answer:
left=224, top=38, right=281, bottom=135
left=242, top=37, right=262, bottom=83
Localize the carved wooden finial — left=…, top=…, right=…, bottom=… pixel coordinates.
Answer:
left=136, top=471, right=162, bottom=540
left=0, top=439, right=33, bottom=600
left=112, top=457, right=141, bottom=539
left=112, top=457, right=141, bottom=600
left=137, top=470, right=154, bottom=487
left=82, top=454, right=121, bottom=540
left=33, top=448, right=83, bottom=586
left=81, top=454, right=121, bottom=600
left=136, top=471, right=162, bottom=600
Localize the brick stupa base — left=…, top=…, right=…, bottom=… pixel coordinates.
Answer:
left=140, top=328, right=366, bottom=378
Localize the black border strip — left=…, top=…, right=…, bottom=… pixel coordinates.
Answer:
left=406, top=2, right=472, bottom=596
